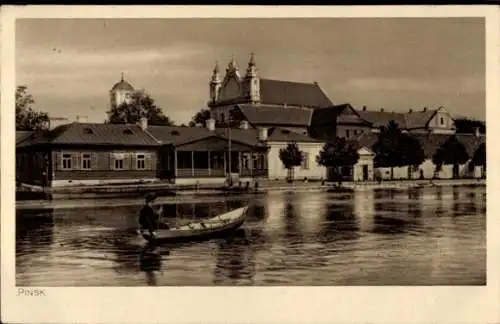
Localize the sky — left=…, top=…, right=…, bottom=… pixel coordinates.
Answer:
left=16, top=18, right=485, bottom=124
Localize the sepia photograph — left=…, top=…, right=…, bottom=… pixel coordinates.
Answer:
left=2, top=5, right=499, bottom=324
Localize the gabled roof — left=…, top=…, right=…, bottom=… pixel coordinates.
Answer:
left=267, top=127, right=323, bottom=143
left=18, top=123, right=159, bottom=148
left=355, top=108, right=444, bottom=130
left=404, top=110, right=436, bottom=129
left=236, top=104, right=313, bottom=127
left=259, top=79, right=333, bottom=108
left=147, top=125, right=266, bottom=148
left=311, top=104, right=369, bottom=126
left=16, top=131, right=34, bottom=145
left=356, top=110, right=407, bottom=128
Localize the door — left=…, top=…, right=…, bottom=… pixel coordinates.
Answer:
left=362, top=165, right=369, bottom=181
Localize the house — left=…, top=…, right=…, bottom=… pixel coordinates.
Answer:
left=356, top=131, right=485, bottom=180
left=207, top=53, right=333, bottom=135
left=310, top=105, right=457, bottom=141
left=265, top=127, right=326, bottom=181
left=16, top=120, right=159, bottom=187
left=324, top=144, right=375, bottom=182
left=145, top=119, right=269, bottom=185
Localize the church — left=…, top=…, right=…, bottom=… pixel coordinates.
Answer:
left=207, top=53, right=333, bottom=135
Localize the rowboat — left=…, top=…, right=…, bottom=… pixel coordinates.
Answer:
left=137, top=206, right=249, bottom=244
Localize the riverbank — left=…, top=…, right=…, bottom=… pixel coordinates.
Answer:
left=16, top=178, right=485, bottom=211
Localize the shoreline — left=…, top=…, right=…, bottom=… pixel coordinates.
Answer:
left=16, top=178, right=485, bottom=211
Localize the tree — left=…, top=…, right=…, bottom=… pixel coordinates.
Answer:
left=470, top=143, right=486, bottom=178
left=188, top=108, right=211, bottom=127
left=400, top=133, right=426, bottom=179
left=106, top=90, right=174, bottom=126
left=454, top=118, right=485, bottom=135
left=373, top=120, right=425, bottom=180
left=16, top=85, right=49, bottom=131
left=432, top=135, right=470, bottom=179
left=279, top=142, right=303, bottom=183
left=373, top=121, right=405, bottom=180
left=316, top=137, right=359, bottom=184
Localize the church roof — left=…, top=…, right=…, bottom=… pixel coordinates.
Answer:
left=259, top=79, right=333, bottom=108
left=236, top=104, right=313, bottom=127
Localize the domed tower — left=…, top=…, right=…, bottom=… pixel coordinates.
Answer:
left=110, top=73, right=134, bottom=107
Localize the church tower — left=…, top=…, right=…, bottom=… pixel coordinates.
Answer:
left=110, top=73, right=134, bottom=108
left=209, top=61, right=222, bottom=104
left=243, top=52, right=260, bottom=103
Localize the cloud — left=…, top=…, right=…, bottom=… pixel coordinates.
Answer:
left=17, top=42, right=210, bottom=69
left=341, top=76, right=484, bottom=94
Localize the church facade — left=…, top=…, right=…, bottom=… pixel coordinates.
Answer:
left=207, top=54, right=333, bottom=135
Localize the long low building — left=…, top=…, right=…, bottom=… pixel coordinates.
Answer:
left=16, top=118, right=326, bottom=187
left=16, top=117, right=486, bottom=188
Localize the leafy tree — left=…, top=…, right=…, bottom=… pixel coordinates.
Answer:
left=373, top=120, right=425, bottom=180
left=106, top=90, right=174, bottom=126
left=373, top=121, right=405, bottom=180
left=432, top=135, right=469, bottom=179
left=279, top=142, right=304, bottom=183
left=16, top=85, right=49, bottom=131
left=316, top=137, right=360, bottom=184
left=188, top=108, right=211, bottom=127
left=454, top=118, right=485, bottom=134
left=399, top=133, right=426, bottom=179
left=470, top=142, right=486, bottom=178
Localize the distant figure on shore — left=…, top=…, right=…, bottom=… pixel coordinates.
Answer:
left=138, top=193, right=167, bottom=240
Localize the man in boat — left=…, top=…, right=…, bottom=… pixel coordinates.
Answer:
left=138, top=193, right=168, bottom=239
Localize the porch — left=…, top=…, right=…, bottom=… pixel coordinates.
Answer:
left=161, top=150, right=268, bottom=179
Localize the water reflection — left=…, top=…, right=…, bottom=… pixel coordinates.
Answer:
left=16, top=186, right=486, bottom=286
left=213, top=233, right=255, bottom=285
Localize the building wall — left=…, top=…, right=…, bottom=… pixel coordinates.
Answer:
left=352, top=148, right=374, bottom=181
left=267, top=142, right=326, bottom=180
left=51, top=148, right=158, bottom=186
left=336, top=124, right=370, bottom=140
left=428, top=110, right=455, bottom=133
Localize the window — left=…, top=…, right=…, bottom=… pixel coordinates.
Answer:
left=345, top=130, right=350, bottom=138
left=83, top=128, right=94, bottom=134
left=123, top=129, right=133, bottom=135
left=62, top=153, right=72, bottom=170
left=221, top=112, right=225, bottom=123
left=353, top=130, right=358, bottom=136
left=112, top=153, right=126, bottom=170
left=301, top=152, right=310, bottom=169
left=136, top=154, right=146, bottom=170
left=82, top=153, right=92, bottom=170
left=440, top=117, right=445, bottom=125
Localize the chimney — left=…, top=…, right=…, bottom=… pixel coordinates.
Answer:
left=206, top=118, right=215, bottom=131
left=240, top=120, right=249, bottom=130
left=362, top=105, right=367, bottom=111
left=138, top=117, right=148, bottom=131
left=423, top=107, right=428, bottom=112
left=283, top=102, right=287, bottom=108
left=380, top=108, right=384, bottom=112
left=475, top=127, right=481, bottom=137
left=258, top=127, right=268, bottom=141
left=409, top=109, right=413, bottom=113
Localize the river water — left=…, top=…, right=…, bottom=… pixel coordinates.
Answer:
left=16, top=185, right=486, bottom=286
